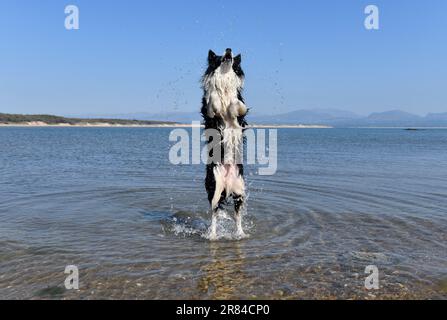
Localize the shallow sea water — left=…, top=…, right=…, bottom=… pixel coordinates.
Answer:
left=0, top=127, right=446, bottom=299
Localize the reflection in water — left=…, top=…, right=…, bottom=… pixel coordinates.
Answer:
left=198, top=242, right=247, bottom=299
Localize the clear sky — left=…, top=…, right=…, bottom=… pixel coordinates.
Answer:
left=1, top=0, right=446, bottom=116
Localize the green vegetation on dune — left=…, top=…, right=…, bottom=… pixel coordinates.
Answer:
left=0, top=113, right=177, bottom=125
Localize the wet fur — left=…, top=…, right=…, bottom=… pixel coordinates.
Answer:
left=200, top=49, right=248, bottom=239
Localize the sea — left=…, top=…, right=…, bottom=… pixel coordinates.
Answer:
left=0, top=127, right=446, bottom=299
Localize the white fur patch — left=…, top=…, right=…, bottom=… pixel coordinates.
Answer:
left=211, top=164, right=245, bottom=209
left=222, top=127, right=243, bottom=164
left=203, top=63, right=244, bottom=121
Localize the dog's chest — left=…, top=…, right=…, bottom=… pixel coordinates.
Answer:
left=209, top=70, right=240, bottom=106
left=214, top=74, right=236, bottom=96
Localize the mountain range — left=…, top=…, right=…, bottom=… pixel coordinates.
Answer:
left=69, top=109, right=447, bottom=127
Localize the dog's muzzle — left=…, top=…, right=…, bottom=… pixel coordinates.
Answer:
left=223, top=48, right=232, bottom=62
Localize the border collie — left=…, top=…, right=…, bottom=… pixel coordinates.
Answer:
left=201, top=48, right=248, bottom=240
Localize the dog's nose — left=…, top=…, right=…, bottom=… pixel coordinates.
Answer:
left=224, top=48, right=232, bottom=60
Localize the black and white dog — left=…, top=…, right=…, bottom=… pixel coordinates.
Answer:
left=201, top=48, right=248, bottom=240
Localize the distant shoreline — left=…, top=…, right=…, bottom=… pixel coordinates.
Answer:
left=3, top=123, right=447, bottom=129
left=0, top=122, right=332, bottom=129
left=0, top=113, right=177, bottom=127
left=0, top=122, right=192, bottom=128
left=3, top=112, right=447, bottom=129
left=0, top=113, right=331, bottom=128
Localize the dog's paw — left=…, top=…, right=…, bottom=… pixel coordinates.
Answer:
left=206, top=230, right=219, bottom=241
left=237, top=102, right=247, bottom=117
left=207, top=93, right=223, bottom=119
left=229, top=100, right=247, bottom=118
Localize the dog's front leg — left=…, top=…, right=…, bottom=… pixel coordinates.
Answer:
left=229, top=99, right=247, bottom=118
left=207, top=92, right=223, bottom=118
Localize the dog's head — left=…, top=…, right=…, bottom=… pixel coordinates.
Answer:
left=206, top=48, right=244, bottom=78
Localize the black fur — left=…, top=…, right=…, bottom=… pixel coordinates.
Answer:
left=200, top=49, right=247, bottom=210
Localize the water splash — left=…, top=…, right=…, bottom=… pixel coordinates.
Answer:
left=162, top=210, right=253, bottom=241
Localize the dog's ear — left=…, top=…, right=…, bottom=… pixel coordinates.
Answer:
left=208, top=50, right=217, bottom=63
left=234, top=54, right=242, bottom=66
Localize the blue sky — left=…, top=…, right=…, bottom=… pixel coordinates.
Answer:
left=0, top=0, right=446, bottom=116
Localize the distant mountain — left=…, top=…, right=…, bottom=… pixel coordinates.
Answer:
left=70, top=109, right=447, bottom=127
left=367, top=110, right=422, bottom=121
left=340, top=110, right=447, bottom=127
left=254, top=109, right=447, bottom=127
left=426, top=112, right=447, bottom=121
left=248, top=109, right=362, bottom=125
left=79, top=109, right=361, bottom=125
